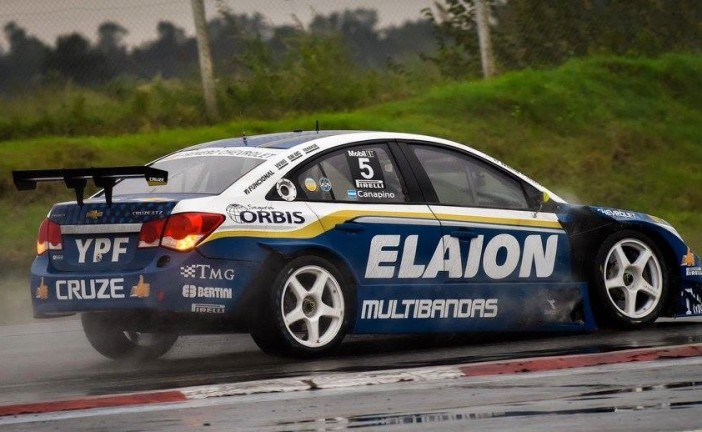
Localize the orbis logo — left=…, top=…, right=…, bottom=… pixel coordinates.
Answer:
left=365, top=234, right=559, bottom=280
left=226, top=204, right=304, bottom=225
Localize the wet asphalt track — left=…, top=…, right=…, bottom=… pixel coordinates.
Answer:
left=1, top=316, right=702, bottom=430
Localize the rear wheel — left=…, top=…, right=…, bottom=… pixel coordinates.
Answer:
left=591, top=230, right=668, bottom=328
left=250, top=256, right=352, bottom=358
left=81, top=312, right=178, bottom=361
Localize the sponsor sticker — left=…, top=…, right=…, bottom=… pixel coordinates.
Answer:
left=146, top=176, right=167, bottom=186
left=166, top=148, right=279, bottom=160
left=276, top=178, right=297, bottom=202
left=130, top=275, right=151, bottom=298
left=357, top=190, right=395, bottom=199
left=288, top=151, right=303, bottom=162
left=683, top=288, right=702, bottom=315
left=304, top=178, right=318, bottom=192
left=360, top=298, right=498, bottom=320
left=35, top=277, right=48, bottom=300
left=365, top=233, right=559, bottom=280
left=347, top=189, right=358, bottom=200
left=346, top=148, right=385, bottom=190
left=55, top=278, right=126, bottom=300
left=682, top=248, right=696, bottom=267
left=182, top=285, right=233, bottom=299
left=275, top=159, right=289, bottom=170
left=355, top=179, right=385, bottom=189
left=75, top=237, right=129, bottom=264
left=226, top=203, right=305, bottom=225
left=132, top=210, right=164, bottom=217
left=191, top=303, right=226, bottom=314
left=243, top=170, right=275, bottom=195
left=303, top=144, right=320, bottom=154
left=319, top=177, right=332, bottom=192
left=595, top=208, right=637, bottom=219
left=180, top=264, right=235, bottom=280
left=86, top=210, right=103, bottom=220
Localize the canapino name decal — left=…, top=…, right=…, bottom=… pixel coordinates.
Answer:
left=361, top=298, right=498, bottom=320
left=365, top=234, right=559, bottom=280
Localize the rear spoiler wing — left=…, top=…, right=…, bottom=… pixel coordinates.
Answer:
left=12, top=166, right=168, bottom=206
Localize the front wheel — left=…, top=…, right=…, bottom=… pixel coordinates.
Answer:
left=591, top=230, right=669, bottom=328
left=81, top=312, right=178, bottom=361
left=250, top=256, right=353, bottom=358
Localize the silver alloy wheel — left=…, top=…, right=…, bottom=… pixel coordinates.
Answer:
left=280, top=265, right=345, bottom=348
left=603, top=238, right=663, bottom=319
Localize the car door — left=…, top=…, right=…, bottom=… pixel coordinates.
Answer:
left=277, top=141, right=446, bottom=333
left=401, top=141, right=586, bottom=330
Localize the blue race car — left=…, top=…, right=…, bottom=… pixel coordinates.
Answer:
left=13, top=131, right=702, bottom=359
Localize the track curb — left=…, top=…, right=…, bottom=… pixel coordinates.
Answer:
left=2, top=342, right=702, bottom=418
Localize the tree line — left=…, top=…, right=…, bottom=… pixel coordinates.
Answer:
left=3, top=1, right=701, bottom=94
left=425, top=0, right=702, bottom=79
left=0, top=8, right=435, bottom=93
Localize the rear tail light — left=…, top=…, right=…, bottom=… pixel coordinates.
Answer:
left=138, top=219, right=167, bottom=248
left=138, top=213, right=224, bottom=252
left=37, top=218, right=62, bottom=255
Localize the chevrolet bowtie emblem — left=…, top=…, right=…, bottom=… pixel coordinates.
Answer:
left=86, top=210, right=103, bottom=220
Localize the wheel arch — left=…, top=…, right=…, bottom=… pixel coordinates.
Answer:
left=573, top=219, right=681, bottom=316
left=562, top=205, right=683, bottom=319
left=238, top=241, right=359, bottom=328
left=613, top=222, right=681, bottom=315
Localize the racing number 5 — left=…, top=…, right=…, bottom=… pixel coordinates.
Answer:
left=359, top=158, right=374, bottom=179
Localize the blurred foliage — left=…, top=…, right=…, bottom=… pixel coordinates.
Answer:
left=423, top=0, right=702, bottom=78
left=0, top=8, right=439, bottom=140
left=0, top=8, right=435, bottom=92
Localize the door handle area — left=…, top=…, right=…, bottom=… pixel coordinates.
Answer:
left=450, top=229, right=478, bottom=240
left=335, top=222, right=365, bottom=233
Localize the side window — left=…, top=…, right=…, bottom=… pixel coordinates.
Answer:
left=294, top=144, right=407, bottom=203
left=412, top=145, right=529, bottom=209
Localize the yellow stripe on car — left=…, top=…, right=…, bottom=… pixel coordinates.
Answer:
left=201, top=209, right=562, bottom=243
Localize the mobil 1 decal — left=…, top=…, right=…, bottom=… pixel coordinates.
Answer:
left=364, top=229, right=568, bottom=283
left=346, top=148, right=385, bottom=190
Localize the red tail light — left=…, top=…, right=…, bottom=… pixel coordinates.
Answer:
left=37, top=218, right=62, bottom=255
left=160, top=213, right=224, bottom=252
left=138, top=219, right=167, bottom=248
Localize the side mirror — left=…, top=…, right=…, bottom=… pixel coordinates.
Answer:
left=528, top=191, right=551, bottom=213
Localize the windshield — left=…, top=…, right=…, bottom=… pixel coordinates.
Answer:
left=112, top=148, right=271, bottom=195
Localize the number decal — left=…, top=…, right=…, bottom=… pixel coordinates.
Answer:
left=358, top=157, right=374, bottom=179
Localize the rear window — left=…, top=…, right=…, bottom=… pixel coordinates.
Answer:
left=113, top=148, right=274, bottom=195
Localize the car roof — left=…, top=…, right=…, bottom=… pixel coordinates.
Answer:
left=185, top=130, right=360, bottom=150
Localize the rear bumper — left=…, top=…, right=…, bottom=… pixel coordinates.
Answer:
left=29, top=251, right=259, bottom=318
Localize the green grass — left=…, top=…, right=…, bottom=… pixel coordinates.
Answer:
left=2, top=53, right=701, bottom=275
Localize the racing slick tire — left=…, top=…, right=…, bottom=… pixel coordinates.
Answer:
left=81, top=312, right=179, bottom=361
left=591, top=230, right=669, bottom=329
left=250, top=256, right=353, bottom=358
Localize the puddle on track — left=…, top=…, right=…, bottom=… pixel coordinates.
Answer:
left=276, top=380, right=702, bottom=430
left=276, top=400, right=702, bottom=431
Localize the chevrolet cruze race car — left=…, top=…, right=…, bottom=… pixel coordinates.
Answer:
left=12, top=131, right=702, bottom=359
